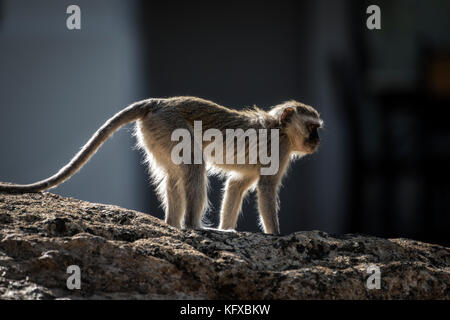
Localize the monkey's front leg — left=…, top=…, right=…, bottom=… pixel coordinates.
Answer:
left=257, top=176, right=281, bottom=234
left=219, top=175, right=257, bottom=231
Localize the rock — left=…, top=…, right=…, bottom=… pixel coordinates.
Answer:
left=0, top=192, right=448, bottom=300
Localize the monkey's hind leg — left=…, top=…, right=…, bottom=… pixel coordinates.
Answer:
left=181, top=162, right=207, bottom=230
left=135, top=114, right=190, bottom=229
left=136, top=111, right=207, bottom=230
left=164, top=175, right=186, bottom=228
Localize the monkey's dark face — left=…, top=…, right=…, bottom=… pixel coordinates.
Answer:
left=302, top=121, right=321, bottom=153
left=291, top=103, right=322, bottom=154
left=272, top=100, right=323, bottom=154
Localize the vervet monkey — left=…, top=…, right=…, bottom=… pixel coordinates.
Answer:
left=0, top=96, right=322, bottom=234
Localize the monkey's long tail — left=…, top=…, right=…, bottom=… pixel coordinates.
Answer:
left=0, top=99, right=154, bottom=193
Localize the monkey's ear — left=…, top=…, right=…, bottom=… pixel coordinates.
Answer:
left=280, top=107, right=295, bottom=125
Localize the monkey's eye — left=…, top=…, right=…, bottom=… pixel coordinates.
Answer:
left=307, top=123, right=320, bottom=132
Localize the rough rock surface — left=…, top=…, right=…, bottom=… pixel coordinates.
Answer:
left=0, top=192, right=448, bottom=300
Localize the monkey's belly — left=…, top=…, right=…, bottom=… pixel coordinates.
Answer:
left=207, top=159, right=260, bottom=176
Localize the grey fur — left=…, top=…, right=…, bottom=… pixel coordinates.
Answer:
left=0, top=96, right=322, bottom=234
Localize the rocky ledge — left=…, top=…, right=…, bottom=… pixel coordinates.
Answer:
left=0, top=192, right=448, bottom=299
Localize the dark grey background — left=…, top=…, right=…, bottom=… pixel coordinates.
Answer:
left=1, top=0, right=449, bottom=245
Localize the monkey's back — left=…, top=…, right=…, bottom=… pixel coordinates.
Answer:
left=157, top=96, right=273, bottom=131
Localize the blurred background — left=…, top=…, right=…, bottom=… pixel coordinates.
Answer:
left=0, top=0, right=449, bottom=246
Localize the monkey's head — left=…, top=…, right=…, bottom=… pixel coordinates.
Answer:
left=271, top=101, right=323, bottom=154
